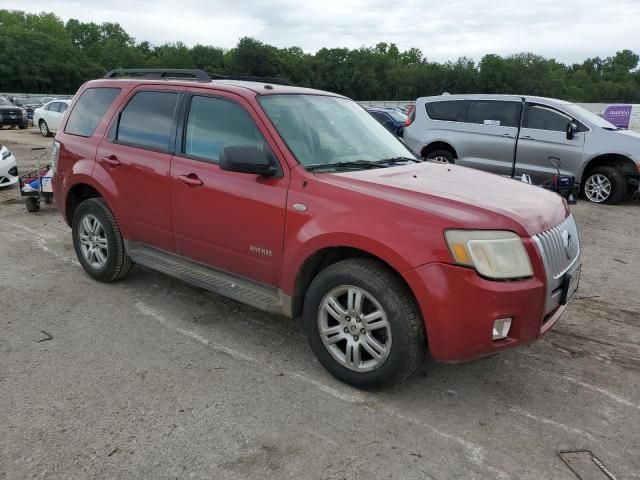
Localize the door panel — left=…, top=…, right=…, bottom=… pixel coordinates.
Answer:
left=170, top=91, right=288, bottom=287
left=455, top=124, right=518, bottom=176
left=170, top=156, right=287, bottom=286
left=95, top=86, right=184, bottom=252
left=515, top=104, right=585, bottom=182
left=454, top=100, right=521, bottom=176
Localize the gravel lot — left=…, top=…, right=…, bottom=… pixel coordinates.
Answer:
left=1, top=127, right=639, bottom=479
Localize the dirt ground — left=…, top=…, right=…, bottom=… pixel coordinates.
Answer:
left=1, top=126, right=639, bottom=479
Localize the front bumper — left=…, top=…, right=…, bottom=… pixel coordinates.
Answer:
left=405, top=262, right=557, bottom=362
left=0, top=154, right=19, bottom=187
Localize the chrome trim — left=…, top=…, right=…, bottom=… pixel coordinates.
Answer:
left=532, top=215, right=582, bottom=314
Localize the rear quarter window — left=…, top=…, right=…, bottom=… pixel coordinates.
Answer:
left=425, top=100, right=468, bottom=122
left=66, top=88, right=121, bottom=137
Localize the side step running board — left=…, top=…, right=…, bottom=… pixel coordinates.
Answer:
left=125, top=241, right=291, bottom=317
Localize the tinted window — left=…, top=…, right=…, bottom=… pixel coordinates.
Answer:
left=66, top=88, right=120, bottom=137
left=425, top=100, right=468, bottom=122
left=370, top=111, right=390, bottom=124
left=184, top=96, right=265, bottom=162
left=44, top=103, right=52, bottom=111
left=117, top=91, right=179, bottom=151
left=50, top=102, right=61, bottom=113
left=59, top=103, right=68, bottom=114
left=524, top=105, right=571, bottom=131
left=467, top=101, right=520, bottom=127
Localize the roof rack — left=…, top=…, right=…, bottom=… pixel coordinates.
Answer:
left=210, top=74, right=295, bottom=86
left=104, top=68, right=211, bottom=82
left=103, top=69, right=296, bottom=87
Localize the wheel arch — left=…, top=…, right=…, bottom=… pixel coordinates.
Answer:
left=290, top=245, right=420, bottom=323
left=420, top=141, right=458, bottom=159
left=62, top=174, right=129, bottom=238
left=581, top=153, right=639, bottom=181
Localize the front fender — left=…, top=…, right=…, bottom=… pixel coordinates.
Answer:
left=281, top=209, right=441, bottom=296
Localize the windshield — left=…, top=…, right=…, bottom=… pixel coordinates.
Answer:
left=563, top=103, right=617, bottom=129
left=259, top=95, right=414, bottom=169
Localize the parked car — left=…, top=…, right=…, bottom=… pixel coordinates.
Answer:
left=52, top=69, right=582, bottom=388
left=0, top=144, right=19, bottom=188
left=33, top=99, right=71, bottom=136
left=11, top=97, right=43, bottom=125
left=403, top=94, right=640, bottom=204
left=0, top=97, right=29, bottom=129
left=365, top=107, right=407, bottom=136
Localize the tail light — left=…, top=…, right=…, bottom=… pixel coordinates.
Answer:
left=51, top=141, right=60, bottom=174
left=405, top=105, right=416, bottom=127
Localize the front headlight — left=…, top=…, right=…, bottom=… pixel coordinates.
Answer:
left=445, top=230, right=533, bottom=280
left=1, top=148, right=11, bottom=160
left=21, top=108, right=27, bottom=116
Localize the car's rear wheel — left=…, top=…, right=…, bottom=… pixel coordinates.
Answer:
left=582, top=166, right=627, bottom=204
left=72, top=198, right=132, bottom=282
left=39, top=120, right=50, bottom=137
left=425, top=149, right=455, bottom=164
left=303, top=258, right=426, bottom=389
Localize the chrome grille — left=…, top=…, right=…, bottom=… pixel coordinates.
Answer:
left=534, top=215, right=580, bottom=279
left=533, top=215, right=581, bottom=314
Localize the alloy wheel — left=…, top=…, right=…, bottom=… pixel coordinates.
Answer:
left=78, top=214, right=109, bottom=269
left=318, top=285, right=392, bottom=372
left=584, top=173, right=611, bottom=203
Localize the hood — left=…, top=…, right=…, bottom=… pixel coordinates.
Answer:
left=326, top=162, right=569, bottom=236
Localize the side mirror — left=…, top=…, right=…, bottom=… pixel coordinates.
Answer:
left=566, top=122, right=578, bottom=140
left=219, top=145, right=278, bottom=177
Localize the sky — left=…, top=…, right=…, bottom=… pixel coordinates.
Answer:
left=6, top=0, right=640, bottom=63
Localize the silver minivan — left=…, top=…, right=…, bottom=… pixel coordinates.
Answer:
left=403, top=94, right=640, bottom=204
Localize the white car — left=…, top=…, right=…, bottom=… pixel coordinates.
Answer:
left=33, top=100, right=71, bottom=137
left=0, top=144, right=18, bottom=187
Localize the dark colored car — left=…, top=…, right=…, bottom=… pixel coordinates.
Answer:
left=365, top=107, right=407, bottom=136
left=0, top=98, right=28, bottom=129
left=12, top=97, right=44, bottom=125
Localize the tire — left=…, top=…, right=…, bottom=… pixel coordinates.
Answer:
left=302, top=258, right=426, bottom=389
left=582, top=166, right=627, bottom=204
left=72, top=198, right=132, bottom=282
left=25, top=197, right=40, bottom=213
left=425, top=149, right=455, bottom=163
left=39, top=120, right=51, bottom=137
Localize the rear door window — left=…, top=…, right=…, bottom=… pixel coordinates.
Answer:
left=183, top=95, right=266, bottom=163
left=425, top=100, right=469, bottom=122
left=66, top=87, right=121, bottom=137
left=116, top=91, right=179, bottom=151
left=467, top=101, right=521, bottom=127
left=524, top=104, right=572, bottom=131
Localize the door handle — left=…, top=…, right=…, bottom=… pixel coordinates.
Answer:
left=502, top=133, right=513, bottom=137
left=520, top=135, right=535, bottom=141
left=101, top=155, right=121, bottom=167
left=177, top=174, right=203, bottom=187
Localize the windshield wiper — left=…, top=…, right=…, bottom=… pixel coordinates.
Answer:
left=306, top=160, right=391, bottom=171
left=374, top=156, right=422, bottom=165
left=602, top=126, right=621, bottom=131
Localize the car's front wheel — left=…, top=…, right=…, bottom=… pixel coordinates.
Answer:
left=72, top=198, right=132, bottom=282
left=583, top=166, right=627, bottom=204
left=303, top=259, right=426, bottom=389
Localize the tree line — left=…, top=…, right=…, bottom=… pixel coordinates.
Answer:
left=1, top=9, right=639, bottom=102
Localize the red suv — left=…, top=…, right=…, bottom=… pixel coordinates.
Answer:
left=52, top=69, right=582, bottom=388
